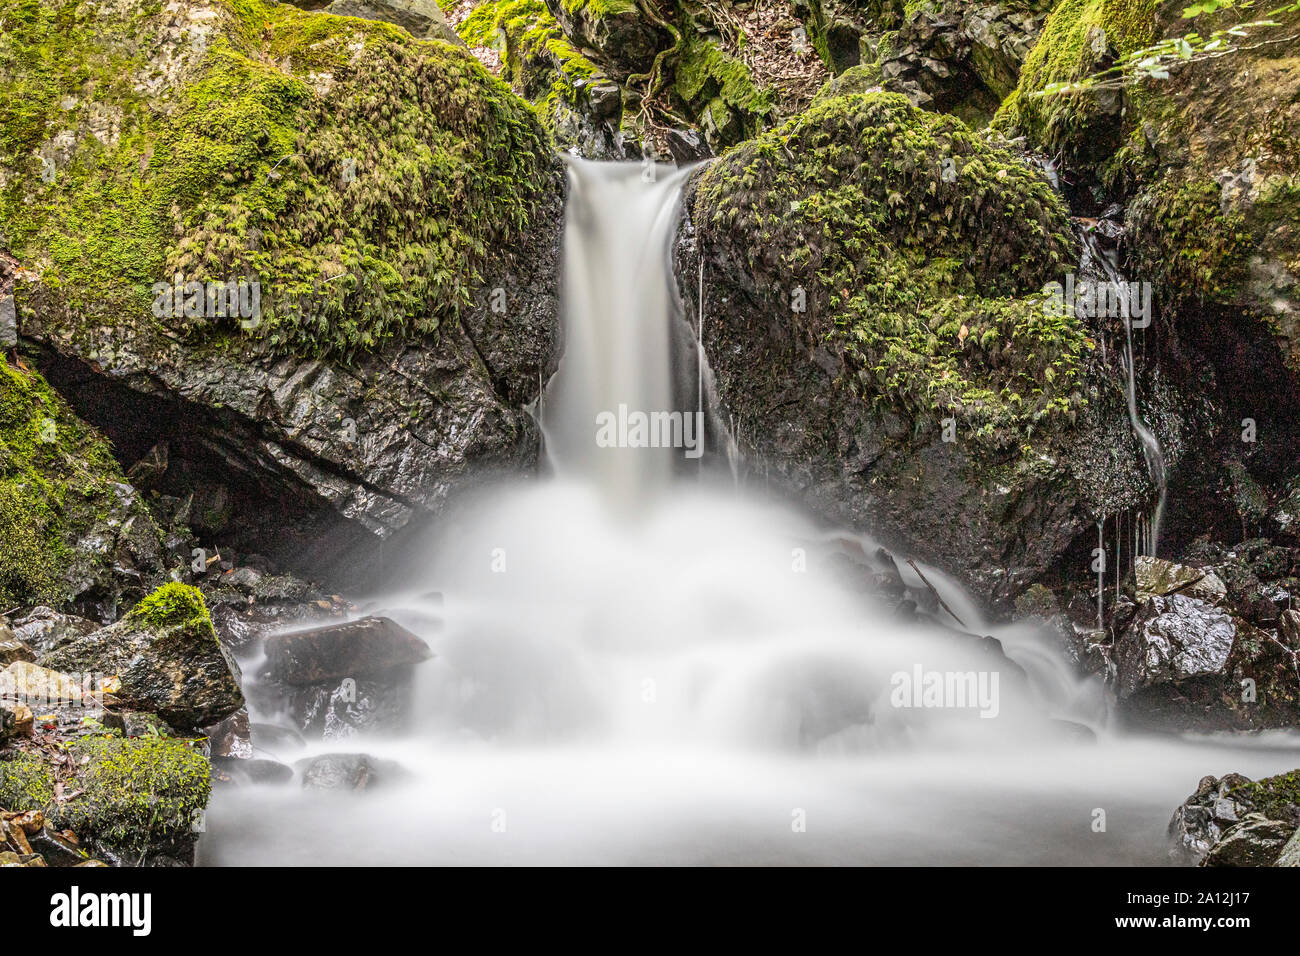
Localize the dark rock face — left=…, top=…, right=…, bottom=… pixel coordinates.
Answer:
left=43, top=584, right=243, bottom=730
left=876, top=0, right=1051, bottom=123
left=1169, top=770, right=1300, bottom=865
left=264, top=616, right=432, bottom=686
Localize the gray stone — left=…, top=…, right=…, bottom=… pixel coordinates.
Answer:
left=1116, top=595, right=1236, bottom=700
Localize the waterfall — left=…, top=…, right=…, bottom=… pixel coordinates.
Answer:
left=203, top=162, right=1300, bottom=867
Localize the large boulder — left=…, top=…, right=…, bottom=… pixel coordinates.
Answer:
left=680, top=91, right=1149, bottom=609
left=2, top=0, right=563, bottom=588
left=264, top=615, right=431, bottom=685
left=43, top=583, right=244, bottom=729
left=1115, top=594, right=1235, bottom=698
left=320, top=0, right=463, bottom=44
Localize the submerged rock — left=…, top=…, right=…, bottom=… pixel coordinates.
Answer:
left=43, top=583, right=243, bottom=730
left=296, top=752, right=408, bottom=791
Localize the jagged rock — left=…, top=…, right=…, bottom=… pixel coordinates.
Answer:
left=288, top=674, right=417, bottom=740
left=43, top=583, right=243, bottom=730
left=1115, top=595, right=1235, bottom=699
left=264, top=616, right=432, bottom=686
left=1202, top=817, right=1296, bottom=867
left=205, top=707, right=253, bottom=759
left=1169, top=769, right=1300, bottom=864
left=296, top=752, right=407, bottom=791
left=544, top=0, right=667, bottom=76
left=8, top=607, right=99, bottom=658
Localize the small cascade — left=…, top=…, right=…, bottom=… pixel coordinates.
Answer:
left=1077, top=228, right=1167, bottom=558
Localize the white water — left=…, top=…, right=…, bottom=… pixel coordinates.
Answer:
left=203, top=162, right=1300, bottom=866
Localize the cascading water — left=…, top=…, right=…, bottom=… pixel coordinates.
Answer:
left=1080, top=232, right=1167, bottom=557
left=203, top=162, right=1300, bottom=866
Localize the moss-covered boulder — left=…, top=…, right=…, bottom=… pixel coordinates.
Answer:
left=43, top=583, right=243, bottom=729
left=1, top=734, right=210, bottom=864
left=1, top=0, right=564, bottom=578
left=681, top=91, right=1149, bottom=607
left=0, top=354, right=165, bottom=618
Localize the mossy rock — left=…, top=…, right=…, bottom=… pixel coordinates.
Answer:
left=0, top=354, right=164, bottom=613
left=993, top=0, right=1158, bottom=170
left=47, top=734, right=211, bottom=863
left=459, top=0, right=627, bottom=155
left=545, top=0, right=665, bottom=76
left=43, top=583, right=243, bottom=729
left=0, top=752, right=56, bottom=812
left=685, top=92, right=1120, bottom=608
left=696, top=91, right=1082, bottom=432
left=0, top=0, right=557, bottom=360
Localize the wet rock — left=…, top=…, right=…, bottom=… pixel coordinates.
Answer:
left=1169, top=769, right=1300, bottom=864
left=264, top=616, right=432, bottom=686
left=249, top=722, right=307, bottom=759
left=1202, top=818, right=1296, bottom=867
left=545, top=0, right=667, bottom=76
left=43, top=583, right=243, bottom=730
left=205, top=708, right=253, bottom=759
left=296, top=752, right=407, bottom=791
left=288, top=674, right=417, bottom=740
left=28, top=827, right=87, bottom=866
left=1115, top=595, right=1235, bottom=700
left=9, top=606, right=100, bottom=658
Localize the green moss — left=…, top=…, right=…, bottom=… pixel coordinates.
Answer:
left=0, top=753, right=56, bottom=812
left=672, top=34, right=773, bottom=134
left=1, top=0, right=556, bottom=359
left=557, top=0, right=638, bottom=19
left=460, top=0, right=601, bottom=107
left=1129, top=177, right=1254, bottom=304
left=1229, top=769, right=1300, bottom=820
left=0, top=355, right=133, bottom=606
left=697, top=92, right=1083, bottom=437
left=125, top=582, right=213, bottom=634
left=58, top=735, right=211, bottom=852
left=995, top=0, right=1157, bottom=164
